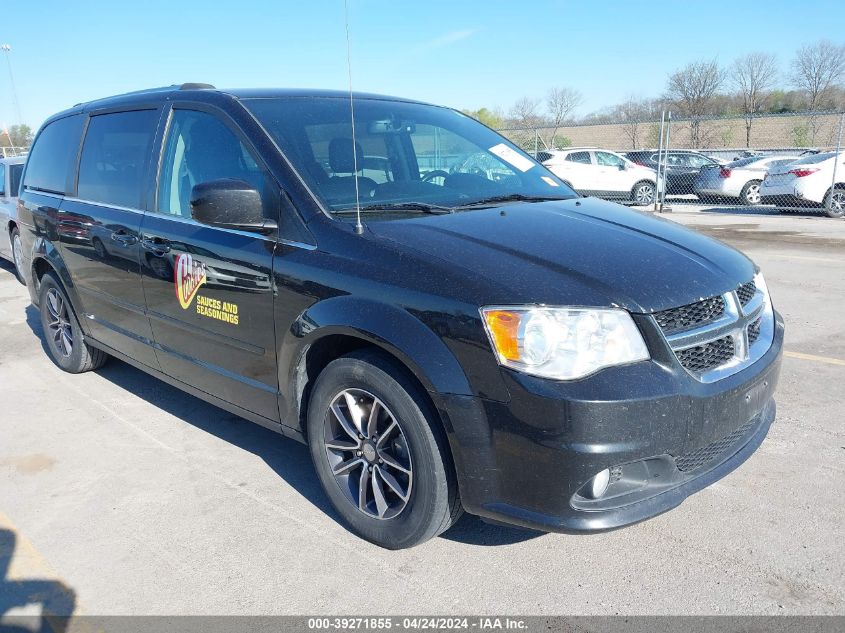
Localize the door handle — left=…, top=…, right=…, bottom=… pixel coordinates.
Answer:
left=110, top=230, right=138, bottom=247
left=141, top=236, right=171, bottom=256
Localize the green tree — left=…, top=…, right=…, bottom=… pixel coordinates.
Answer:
left=8, top=124, right=32, bottom=147
left=461, top=107, right=503, bottom=129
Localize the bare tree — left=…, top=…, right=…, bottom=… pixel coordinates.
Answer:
left=732, top=52, right=778, bottom=147
left=544, top=87, right=582, bottom=148
left=615, top=97, right=657, bottom=149
left=665, top=59, right=725, bottom=148
left=508, top=96, right=543, bottom=128
left=791, top=40, right=845, bottom=142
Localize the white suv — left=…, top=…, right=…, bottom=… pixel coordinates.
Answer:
left=760, top=151, right=845, bottom=217
left=0, top=156, right=26, bottom=283
left=539, top=147, right=659, bottom=205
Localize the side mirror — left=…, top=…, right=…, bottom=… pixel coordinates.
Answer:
left=618, top=163, right=627, bottom=171
left=190, top=179, right=277, bottom=235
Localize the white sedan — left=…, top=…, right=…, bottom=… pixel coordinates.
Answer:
left=760, top=152, right=845, bottom=218
left=694, top=154, right=801, bottom=205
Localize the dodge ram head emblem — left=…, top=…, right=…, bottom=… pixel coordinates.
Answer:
left=174, top=253, right=207, bottom=309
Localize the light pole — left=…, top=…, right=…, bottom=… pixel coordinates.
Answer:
left=1, top=44, right=24, bottom=126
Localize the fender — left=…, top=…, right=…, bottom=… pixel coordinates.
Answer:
left=277, top=295, right=474, bottom=432
left=28, top=238, right=94, bottom=338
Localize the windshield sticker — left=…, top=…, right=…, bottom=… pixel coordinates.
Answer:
left=174, top=253, right=207, bottom=310
left=541, top=176, right=559, bottom=187
left=488, top=143, right=535, bottom=173
left=196, top=296, right=240, bottom=325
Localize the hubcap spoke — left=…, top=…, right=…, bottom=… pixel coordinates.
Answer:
left=342, top=391, right=367, bottom=436
left=378, top=449, right=411, bottom=474
left=371, top=469, right=390, bottom=518
left=358, top=466, right=370, bottom=512
left=330, top=402, right=361, bottom=442
left=332, top=456, right=364, bottom=476
left=366, top=400, right=381, bottom=438
left=376, top=466, right=409, bottom=501
left=325, top=438, right=359, bottom=452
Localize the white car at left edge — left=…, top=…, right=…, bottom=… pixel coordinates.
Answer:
left=0, top=155, right=27, bottom=283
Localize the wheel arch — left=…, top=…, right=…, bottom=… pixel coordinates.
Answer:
left=279, top=297, right=474, bottom=439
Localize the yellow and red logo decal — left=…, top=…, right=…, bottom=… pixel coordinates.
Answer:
left=174, top=253, right=207, bottom=310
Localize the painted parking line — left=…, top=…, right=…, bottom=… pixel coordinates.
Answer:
left=784, top=350, right=845, bottom=367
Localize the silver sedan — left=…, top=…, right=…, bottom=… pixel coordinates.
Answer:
left=694, top=154, right=801, bottom=205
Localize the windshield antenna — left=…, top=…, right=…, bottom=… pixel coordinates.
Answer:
left=343, top=0, right=363, bottom=235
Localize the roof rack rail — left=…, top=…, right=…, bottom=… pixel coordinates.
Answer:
left=179, top=83, right=216, bottom=90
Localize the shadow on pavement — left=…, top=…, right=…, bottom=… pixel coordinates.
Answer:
left=23, top=305, right=539, bottom=547
left=0, top=529, right=76, bottom=633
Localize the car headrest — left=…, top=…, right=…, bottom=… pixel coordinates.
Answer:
left=329, top=138, right=363, bottom=174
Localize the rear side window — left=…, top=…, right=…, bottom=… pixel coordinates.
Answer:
left=77, top=110, right=159, bottom=208
left=9, top=164, right=23, bottom=197
left=565, top=151, right=591, bottom=164
left=0, top=164, right=4, bottom=196
left=22, top=115, right=84, bottom=194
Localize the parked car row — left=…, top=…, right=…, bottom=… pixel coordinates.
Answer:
left=537, top=145, right=844, bottom=217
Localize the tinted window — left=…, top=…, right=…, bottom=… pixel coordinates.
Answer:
left=9, top=164, right=23, bottom=197
left=0, top=164, right=4, bottom=195
left=22, top=115, right=84, bottom=194
left=77, top=110, right=159, bottom=208
left=565, top=151, right=591, bottom=164
left=685, top=154, right=714, bottom=168
left=158, top=109, right=266, bottom=218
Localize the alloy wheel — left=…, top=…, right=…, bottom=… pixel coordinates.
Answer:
left=635, top=184, right=655, bottom=204
left=45, top=288, right=73, bottom=358
left=830, top=192, right=845, bottom=211
left=323, top=388, right=413, bottom=520
left=745, top=184, right=761, bottom=205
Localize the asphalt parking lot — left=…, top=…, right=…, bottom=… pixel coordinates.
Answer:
left=0, top=206, right=843, bottom=617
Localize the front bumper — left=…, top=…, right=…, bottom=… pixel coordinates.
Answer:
left=440, top=310, right=784, bottom=533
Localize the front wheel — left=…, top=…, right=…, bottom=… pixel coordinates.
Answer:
left=740, top=180, right=762, bottom=206
left=631, top=181, right=656, bottom=205
left=823, top=188, right=845, bottom=218
left=38, top=272, right=109, bottom=373
left=307, top=351, right=461, bottom=549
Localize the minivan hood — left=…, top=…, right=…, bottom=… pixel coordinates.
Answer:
left=366, top=198, right=755, bottom=313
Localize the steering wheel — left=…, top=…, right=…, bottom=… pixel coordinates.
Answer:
left=422, top=170, right=450, bottom=183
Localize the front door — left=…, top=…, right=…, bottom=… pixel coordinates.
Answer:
left=57, top=109, right=161, bottom=368
left=139, top=107, right=279, bottom=421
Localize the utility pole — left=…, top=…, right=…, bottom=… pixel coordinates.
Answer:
left=1, top=44, right=24, bottom=125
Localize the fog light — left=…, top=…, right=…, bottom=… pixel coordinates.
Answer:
left=585, top=469, right=610, bottom=499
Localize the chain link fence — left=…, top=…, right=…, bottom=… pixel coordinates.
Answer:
left=496, top=110, right=845, bottom=218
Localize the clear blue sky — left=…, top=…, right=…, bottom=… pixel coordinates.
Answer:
left=1, top=0, right=843, bottom=130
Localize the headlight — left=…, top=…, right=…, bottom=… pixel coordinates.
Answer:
left=754, top=270, right=770, bottom=305
left=481, top=306, right=649, bottom=380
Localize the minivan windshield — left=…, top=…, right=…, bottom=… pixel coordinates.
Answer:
left=245, top=97, right=577, bottom=214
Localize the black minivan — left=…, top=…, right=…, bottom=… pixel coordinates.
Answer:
left=16, top=85, right=783, bottom=549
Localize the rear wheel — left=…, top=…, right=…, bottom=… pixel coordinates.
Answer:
left=38, top=272, right=109, bottom=373
left=631, top=181, right=656, bottom=205
left=823, top=188, right=845, bottom=218
left=740, top=180, right=762, bottom=206
left=10, top=227, right=25, bottom=284
left=307, top=351, right=461, bottom=549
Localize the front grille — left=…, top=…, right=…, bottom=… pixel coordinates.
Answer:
left=676, top=336, right=735, bottom=373
left=736, top=280, right=756, bottom=306
left=748, top=317, right=762, bottom=344
left=674, top=420, right=755, bottom=472
left=654, top=296, right=725, bottom=334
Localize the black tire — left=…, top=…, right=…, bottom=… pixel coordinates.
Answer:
left=740, top=180, right=762, bottom=206
left=631, top=180, right=656, bottom=205
left=307, top=350, right=461, bottom=549
left=822, top=188, right=845, bottom=218
left=38, top=272, right=108, bottom=373
left=10, top=226, right=25, bottom=285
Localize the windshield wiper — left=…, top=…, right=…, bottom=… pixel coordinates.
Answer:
left=455, top=194, right=569, bottom=209
left=335, top=202, right=455, bottom=215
